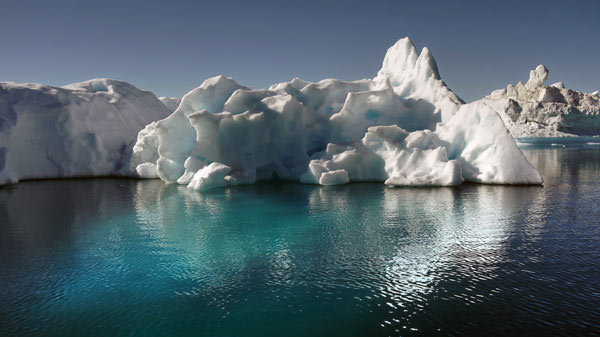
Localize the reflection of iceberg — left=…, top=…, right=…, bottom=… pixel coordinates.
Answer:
left=129, top=179, right=545, bottom=329
left=520, top=148, right=599, bottom=242
left=380, top=187, right=459, bottom=302
left=0, top=180, right=137, bottom=249
left=133, top=182, right=299, bottom=291
left=134, top=180, right=179, bottom=227
left=308, top=184, right=543, bottom=313
left=381, top=185, right=542, bottom=309
left=132, top=38, right=542, bottom=190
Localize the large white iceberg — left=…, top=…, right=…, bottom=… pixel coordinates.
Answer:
left=0, top=79, right=171, bottom=185
left=132, top=37, right=543, bottom=190
left=482, top=65, right=600, bottom=137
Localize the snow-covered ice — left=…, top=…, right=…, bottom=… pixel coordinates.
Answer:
left=0, top=79, right=171, bottom=185
left=132, top=37, right=543, bottom=190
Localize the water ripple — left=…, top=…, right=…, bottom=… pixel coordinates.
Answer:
left=0, top=149, right=599, bottom=336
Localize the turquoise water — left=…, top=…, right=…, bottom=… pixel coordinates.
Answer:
left=1, top=147, right=599, bottom=336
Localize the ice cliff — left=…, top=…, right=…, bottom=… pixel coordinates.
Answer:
left=132, top=37, right=543, bottom=190
left=482, top=65, right=600, bottom=137
left=0, top=79, right=171, bottom=185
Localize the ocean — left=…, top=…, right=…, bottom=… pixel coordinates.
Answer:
left=1, top=145, right=599, bottom=336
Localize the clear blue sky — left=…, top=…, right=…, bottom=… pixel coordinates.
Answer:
left=1, top=0, right=598, bottom=101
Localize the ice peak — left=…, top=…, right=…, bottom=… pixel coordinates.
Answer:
left=377, top=37, right=419, bottom=79
left=526, top=64, right=549, bottom=88
left=415, top=46, right=441, bottom=80
left=377, top=37, right=441, bottom=83
left=200, top=75, right=237, bottom=88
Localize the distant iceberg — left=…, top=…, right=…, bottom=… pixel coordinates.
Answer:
left=159, top=97, right=182, bottom=112
left=0, top=79, right=171, bottom=185
left=132, top=38, right=543, bottom=190
left=481, top=65, right=600, bottom=137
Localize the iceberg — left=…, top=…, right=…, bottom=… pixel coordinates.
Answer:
left=482, top=65, right=600, bottom=137
left=0, top=79, right=171, bottom=185
left=159, top=97, right=182, bottom=112
left=132, top=37, right=543, bottom=190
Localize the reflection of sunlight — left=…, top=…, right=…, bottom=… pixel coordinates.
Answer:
left=450, top=185, right=542, bottom=303
left=381, top=187, right=458, bottom=302
left=380, top=185, right=541, bottom=310
left=521, top=190, right=547, bottom=243
left=268, top=245, right=294, bottom=282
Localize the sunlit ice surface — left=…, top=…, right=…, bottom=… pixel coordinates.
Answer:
left=0, top=147, right=599, bottom=336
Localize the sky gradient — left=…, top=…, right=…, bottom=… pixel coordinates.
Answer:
left=1, top=0, right=598, bottom=101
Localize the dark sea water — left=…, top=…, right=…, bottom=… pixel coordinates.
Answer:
left=1, top=147, right=599, bottom=336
